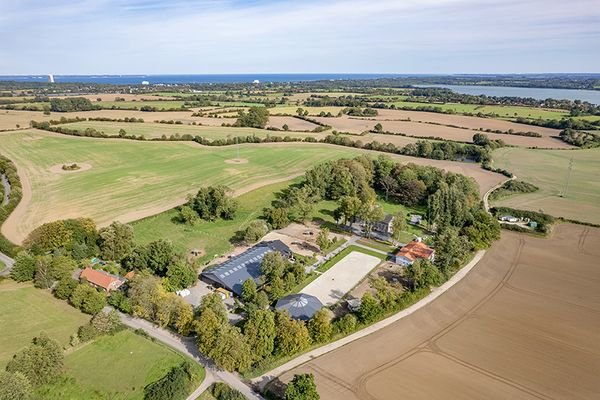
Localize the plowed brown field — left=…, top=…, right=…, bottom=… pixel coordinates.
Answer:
left=279, top=224, right=600, bottom=400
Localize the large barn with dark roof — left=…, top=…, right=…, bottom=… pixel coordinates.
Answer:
left=200, top=240, right=291, bottom=297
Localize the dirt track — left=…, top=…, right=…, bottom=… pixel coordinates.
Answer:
left=279, top=224, right=600, bottom=400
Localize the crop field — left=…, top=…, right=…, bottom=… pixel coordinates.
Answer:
left=97, top=100, right=193, bottom=110
left=267, top=116, right=321, bottom=131
left=0, top=281, right=90, bottom=367
left=313, top=115, right=570, bottom=148
left=363, top=108, right=561, bottom=137
left=37, top=330, right=204, bottom=400
left=492, top=147, right=600, bottom=224
left=280, top=225, right=600, bottom=399
left=56, top=94, right=173, bottom=102
left=59, top=120, right=317, bottom=140
left=0, top=109, right=54, bottom=130
left=271, top=106, right=346, bottom=116
left=390, top=101, right=569, bottom=120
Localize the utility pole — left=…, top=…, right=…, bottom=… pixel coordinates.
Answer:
left=560, top=156, right=573, bottom=198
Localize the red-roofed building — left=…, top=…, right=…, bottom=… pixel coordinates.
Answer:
left=393, top=241, right=435, bottom=266
left=80, top=267, right=124, bottom=291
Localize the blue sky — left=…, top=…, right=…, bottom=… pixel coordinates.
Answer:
left=1, top=0, right=599, bottom=74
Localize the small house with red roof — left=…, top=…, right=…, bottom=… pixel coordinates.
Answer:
left=393, top=241, right=435, bottom=266
left=80, top=267, right=124, bottom=292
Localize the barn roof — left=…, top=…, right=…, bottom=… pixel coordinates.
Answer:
left=276, top=293, right=323, bottom=321
left=201, top=240, right=291, bottom=296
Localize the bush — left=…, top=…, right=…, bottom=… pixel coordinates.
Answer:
left=143, top=361, right=195, bottom=400
left=210, top=382, right=245, bottom=400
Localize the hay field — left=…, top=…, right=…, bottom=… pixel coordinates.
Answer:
left=280, top=225, right=600, bottom=400
left=364, top=108, right=561, bottom=137
left=272, top=106, right=346, bottom=116
left=313, top=116, right=570, bottom=148
left=0, top=129, right=503, bottom=243
left=0, top=109, right=53, bottom=130
left=0, top=281, right=89, bottom=367
left=491, top=147, right=600, bottom=224
left=58, top=120, right=318, bottom=140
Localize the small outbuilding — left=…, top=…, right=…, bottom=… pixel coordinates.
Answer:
left=276, top=293, right=323, bottom=321
left=79, top=267, right=124, bottom=292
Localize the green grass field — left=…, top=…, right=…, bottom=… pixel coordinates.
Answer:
left=391, top=101, right=568, bottom=120
left=0, top=281, right=90, bottom=367
left=60, top=120, right=315, bottom=140
left=133, top=179, right=292, bottom=259
left=37, top=330, right=204, bottom=400
left=271, top=105, right=346, bottom=116
left=491, top=147, right=600, bottom=224
left=0, top=130, right=364, bottom=242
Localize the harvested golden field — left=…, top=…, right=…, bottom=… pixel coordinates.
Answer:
left=365, top=108, right=561, bottom=137
left=280, top=224, right=600, bottom=400
left=0, top=109, right=54, bottom=130
left=267, top=116, right=320, bottom=131
left=313, top=115, right=570, bottom=148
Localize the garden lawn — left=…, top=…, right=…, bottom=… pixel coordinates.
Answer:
left=491, top=147, right=600, bottom=224
left=0, top=281, right=90, bottom=367
left=37, top=329, right=204, bottom=400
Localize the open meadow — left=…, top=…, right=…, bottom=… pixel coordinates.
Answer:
left=0, top=281, right=90, bottom=367
left=492, top=147, right=600, bottom=224
left=37, top=330, right=204, bottom=400
left=0, top=129, right=503, bottom=244
left=279, top=224, right=600, bottom=400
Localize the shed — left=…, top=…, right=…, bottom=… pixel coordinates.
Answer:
left=276, top=293, right=323, bottom=321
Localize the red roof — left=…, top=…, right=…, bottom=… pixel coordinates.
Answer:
left=395, top=241, right=434, bottom=262
left=124, top=271, right=135, bottom=280
left=80, top=267, right=123, bottom=290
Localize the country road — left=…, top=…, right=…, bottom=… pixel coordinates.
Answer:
left=119, top=314, right=264, bottom=400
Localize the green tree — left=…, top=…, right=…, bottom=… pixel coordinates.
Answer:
left=195, top=308, right=223, bottom=355
left=241, top=279, right=257, bottom=304
left=358, top=292, right=381, bottom=324
left=274, top=311, right=311, bottom=356
left=178, top=205, right=198, bottom=225
left=70, top=284, right=107, bottom=314
left=90, top=310, right=122, bottom=334
left=10, top=252, right=37, bottom=282
left=332, top=313, right=357, bottom=335
left=359, top=200, right=384, bottom=238
left=285, top=373, right=320, bottom=400
left=243, top=309, right=276, bottom=361
left=240, top=220, right=269, bottom=244
left=143, top=361, right=195, bottom=400
left=373, top=123, right=383, bottom=133
left=433, top=228, right=470, bottom=276
left=308, top=309, right=332, bottom=343
left=98, top=221, right=134, bottom=261
left=269, top=276, right=285, bottom=300
left=283, top=123, right=290, bottom=131
left=198, top=292, right=228, bottom=323
left=255, top=290, right=270, bottom=310
left=263, top=207, right=290, bottom=229
left=234, top=106, right=269, bottom=128
left=0, top=371, right=32, bottom=400
left=33, top=256, right=53, bottom=289
left=260, top=252, right=286, bottom=281
left=391, top=212, right=406, bottom=241
left=405, top=259, right=443, bottom=289
left=53, top=278, right=78, bottom=300
left=49, top=255, right=77, bottom=281
left=6, top=333, right=64, bottom=386
left=334, top=196, right=362, bottom=225
left=315, top=228, right=332, bottom=252
left=146, top=239, right=175, bottom=275
left=209, top=324, right=252, bottom=372
left=164, top=260, right=196, bottom=291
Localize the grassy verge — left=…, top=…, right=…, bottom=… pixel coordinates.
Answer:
left=356, top=238, right=396, bottom=253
